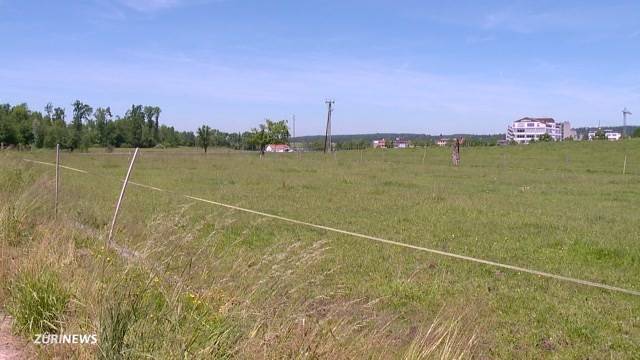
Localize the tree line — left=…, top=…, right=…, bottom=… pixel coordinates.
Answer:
left=0, top=101, right=196, bottom=150
left=0, top=101, right=291, bottom=152
left=196, top=119, right=290, bottom=153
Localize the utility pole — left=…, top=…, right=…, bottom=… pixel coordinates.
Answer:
left=623, top=108, right=632, bottom=138
left=324, top=100, right=334, bottom=153
left=292, top=114, right=296, bottom=151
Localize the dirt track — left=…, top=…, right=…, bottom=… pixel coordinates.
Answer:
left=0, top=313, right=28, bottom=360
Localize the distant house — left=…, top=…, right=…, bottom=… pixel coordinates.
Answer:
left=436, top=138, right=450, bottom=147
left=264, top=144, right=291, bottom=152
left=372, top=139, right=386, bottom=148
left=587, top=129, right=621, bottom=141
left=394, top=138, right=410, bottom=148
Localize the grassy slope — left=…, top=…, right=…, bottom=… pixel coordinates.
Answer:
left=3, top=140, right=640, bottom=358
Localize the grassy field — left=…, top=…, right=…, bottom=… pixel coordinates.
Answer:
left=2, top=140, right=640, bottom=358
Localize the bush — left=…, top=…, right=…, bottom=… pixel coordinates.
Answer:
left=7, top=269, right=69, bottom=337
left=538, top=133, right=553, bottom=142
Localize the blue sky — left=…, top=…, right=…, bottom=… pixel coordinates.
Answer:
left=1, top=1, right=639, bottom=135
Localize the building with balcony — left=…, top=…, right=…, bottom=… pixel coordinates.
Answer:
left=506, top=117, right=572, bottom=144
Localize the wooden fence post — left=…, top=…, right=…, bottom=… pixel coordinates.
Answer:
left=55, top=144, right=60, bottom=219
left=107, top=148, right=139, bottom=247
left=623, top=155, right=627, bottom=175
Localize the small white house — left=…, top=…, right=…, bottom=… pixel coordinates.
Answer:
left=372, top=139, right=386, bottom=148
left=394, top=138, right=410, bottom=148
left=587, top=129, right=621, bottom=141
left=264, top=144, right=291, bottom=152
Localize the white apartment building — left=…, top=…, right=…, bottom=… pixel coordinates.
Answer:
left=506, top=117, right=572, bottom=144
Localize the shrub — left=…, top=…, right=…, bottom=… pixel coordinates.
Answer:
left=538, top=133, right=553, bottom=142
left=7, top=269, right=69, bottom=337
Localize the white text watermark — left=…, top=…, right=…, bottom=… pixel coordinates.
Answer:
left=34, top=334, right=98, bottom=345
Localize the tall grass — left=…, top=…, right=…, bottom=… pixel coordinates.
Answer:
left=6, top=269, right=70, bottom=337
left=97, top=286, right=142, bottom=359
left=403, top=310, right=477, bottom=360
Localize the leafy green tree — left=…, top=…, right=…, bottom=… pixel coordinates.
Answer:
left=125, top=105, right=145, bottom=147
left=44, top=103, right=54, bottom=120
left=94, top=107, right=112, bottom=147
left=32, top=115, right=47, bottom=148
left=0, top=104, right=16, bottom=145
left=197, top=125, right=211, bottom=153
left=12, top=104, right=34, bottom=146
left=538, top=133, right=553, bottom=142
left=246, top=119, right=291, bottom=155
left=52, top=107, right=66, bottom=126
left=250, top=124, right=270, bottom=155
left=159, top=125, right=178, bottom=146
left=70, top=100, right=93, bottom=150
left=633, top=128, right=640, bottom=138
left=143, top=106, right=161, bottom=143
left=44, top=126, right=68, bottom=148
left=594, top=129, right=606, bottom=140
left=265, top=119, right=290, bottom=144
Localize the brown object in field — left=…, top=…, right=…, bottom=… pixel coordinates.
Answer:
left=451, top=138, right=461, bottom=166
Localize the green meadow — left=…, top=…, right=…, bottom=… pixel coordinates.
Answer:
left=2, top=140, right=639, bottom=358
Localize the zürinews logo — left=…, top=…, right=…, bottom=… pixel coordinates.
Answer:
left=34, top=333, right=98, bottom=345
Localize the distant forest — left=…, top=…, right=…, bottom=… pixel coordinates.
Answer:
left=0, top=101, right=267, bottom=151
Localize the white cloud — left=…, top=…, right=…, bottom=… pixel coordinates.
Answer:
left=118, top=0, right=182, bottom=12
left=115, top=0, right=215, bottom=12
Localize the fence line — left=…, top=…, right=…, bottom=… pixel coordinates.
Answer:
left=21, top=157, right=640, bottom=298
left=23, top=158, right=88, bottom=173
